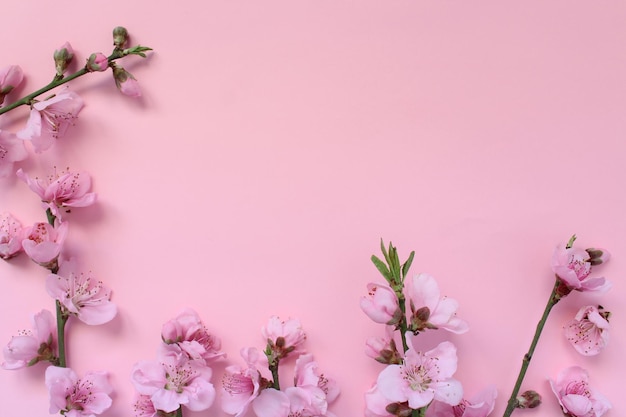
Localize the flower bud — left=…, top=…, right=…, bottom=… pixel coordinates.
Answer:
left=385, top=402, right=413, bottom=417
left=86, top=53, right=109, bottom=72
left=0, top=65, right=24, bottom=104
left=586, top=248, right=610, bottom=266
left=112, top=65, right=141, bottom=97
left=113, top=26, right=129, bottom=48
left=517, top=390, right=541, bottom=409
left=53, top=42, right=74, bottom=76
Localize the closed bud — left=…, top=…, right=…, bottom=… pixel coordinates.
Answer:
left=517, top=390, right=541, bottom=409
left=86, top=53, right=109, bottom=72
left=586, top=248, right=610, bottom=266
left=53, top=42, right=74, bottom=76
left=113, top=26, right=129, bottom=48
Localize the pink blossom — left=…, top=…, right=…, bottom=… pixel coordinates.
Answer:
left=0, top=212, right=25, bottom=260
left=2, top=309, right=56, bottom=369
left=113, top=65, right=142, bottom=97
left=46, top=258, right=116, bottom=325
left=161, top=308, right=225, bottom=363
left=361, top=282, right=402, bottom=325
left=377, top=340, right=463, bottom=409
left=45, top=366, right=113, bottom=417
left=17, top=88, right=84, bottom=153
left=0, top=65, right=23, bottom=100
left=22, top=221, right=68, bottom=269
left=0, top=130, right=27, bottom=178
left=131, top=344, right=216, bottom=413
left=252, top=388, right=291, bottom=417
left=221, top=347, right=267, bottom=416
left=426, top=385, right=497, bottom=417
left=564, top=305, right=610, bottom=356
left=294, top=353, right=340, bottom=405
left=87, top=53, right=108, bottom=72
left=366, top=329, right=402, bottom=365
left=262, top=316, right=306, bottom=359
left=551, top=244, right=611, bottom=293
left=405, top=273, right=469, bottom=334
left=550, top=366, right=611, bottom=417
left=17, top=168, right=96, bottom=220
left=132, top=395, right=158, bottom=417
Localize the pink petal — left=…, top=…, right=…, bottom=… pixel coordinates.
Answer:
left=252, top=388, right=290, bottom=417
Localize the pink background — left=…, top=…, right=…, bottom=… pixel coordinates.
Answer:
left=1, top=1, right=624, bottom=416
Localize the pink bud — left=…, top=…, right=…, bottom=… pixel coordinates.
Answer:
left=53, top=42, right=74, bottom=76
left=0, top=65, right=24, bottom=96
left=112, top=65, right=141, bottom=97
left=86, top=53, right=109, bottom=72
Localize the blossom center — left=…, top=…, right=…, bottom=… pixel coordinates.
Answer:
left=223, top=373, right=254, bottom=395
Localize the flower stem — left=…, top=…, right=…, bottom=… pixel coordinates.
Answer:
left=55, top=300, right=68, bottom=368
left=502, top=280, right=560, bottom=417
left=176, top=406, right=183, bottom=417
left=269, top=360, right=281, bottom=390
left=0, top=47, right=135, bottom=115
left=398, top=298, right=410, bottom=353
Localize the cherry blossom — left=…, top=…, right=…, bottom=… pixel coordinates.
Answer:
left=377, top=340, right=463, bottom=410
left=551, top=244, right=611, bottom=293
left=17, top=88, right=84, bottom=153
left=131, top=344, right=216, bottom=413
left=161, top=308, right=225, bottom=363
left=262, top=316, right=306, bottom=359
left=549, top=366, right=611, bottom=417
left=405, top=273, right=468, bottom=334
left=113, top=65, right=142, bottom=97
left=564, top=305, right=610, bottom=356
left=0, top=212, right=25, bottom=260
left=2, top=309, right=56, bottom=369
left=17, top=167, right=96, bottom=220
left=361, top=282, right=402, bottom=325
left=46, top=258, right=116, bottom=325
left=45, top=366, right=113, bottom=417
left=0, top=130, right=27, bottom=178
left=22, top=221, right=68, bottom=269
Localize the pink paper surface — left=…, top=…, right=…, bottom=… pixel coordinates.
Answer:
left=1, top=1, right=624, bottom=416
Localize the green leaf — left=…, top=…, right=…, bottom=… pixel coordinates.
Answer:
left=380, top=238, right=392, bottom=266
left=402, top=251, right=415, bottom=279
left=388, top=244, right=401, bottom=281
left=371, top=255, right=393, bottom=281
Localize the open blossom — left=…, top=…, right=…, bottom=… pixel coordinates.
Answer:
left=294, top=354, right=340, bottom=405
left=426, top=385, right=497, bottom=417
left=46, top=366, right=112, bottom=417
left=405, top=273, right=468, bottom=334
left=2, top=309, right=56, bottom=369
left=17, top=88, right=84, bottom=153
left=252, top=386, right=339, bottom=417
left=221, top=347, right=272, bottom=417
left=550, top=366, right=611, bottom=417
left=161, top=308, right=225, bottom=363
left=361, top=282, right=402, bottom=325
left=46, top=258, right=116, bottom=325
left=17, top=168, right=96, bottom=220
left=377, top=339, right=463, bottom=409
left=133, top=394, right=158, bottom=417
left=22, top=221, right=68, bottom=269
left=551, top=244, right=611, bottom=293
left=0, top=212, right=25, bottom=259
left=0, top=130, right=27, bottom=178
left=564, top=305, right=610, bottom=356
left=131, top=343, right=216, bottom=413
left=262, top=316, right=306, bottom=359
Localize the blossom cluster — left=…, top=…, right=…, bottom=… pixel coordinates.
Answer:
left=221, top=316, right=340, bottom=417
left=131, top=309, right=224, bottom=415
left=361, top=239, right=614, bottom=417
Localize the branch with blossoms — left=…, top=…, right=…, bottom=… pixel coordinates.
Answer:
left=1, top=26, right=151, bottom=417
left=220, top=316, right=340, bottom=417
left=361, top=240, right=496, bottom=417
left=361, top=238, right=613, bottom=417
